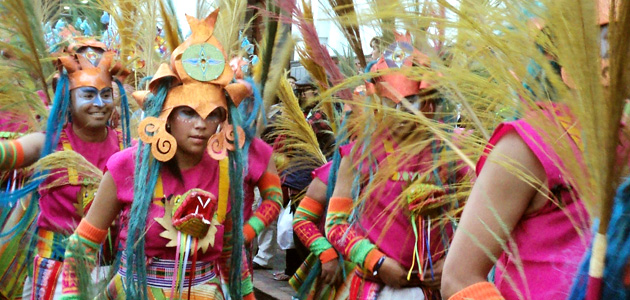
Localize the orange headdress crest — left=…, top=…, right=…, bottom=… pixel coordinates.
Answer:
left=134, top=8, right=250, bottom=162
left=56, top=39, right=129, bottom=90
left=366, top=32, right=432, bottom=103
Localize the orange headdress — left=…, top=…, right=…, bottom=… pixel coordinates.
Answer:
left=366, top=32, right=432, bottom=103
left=133, top=9, right=250, bottom=162
left=56, top=39, right=129, bottom=90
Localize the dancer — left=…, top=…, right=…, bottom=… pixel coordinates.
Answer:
left=326, top=34, right=469, bottom=299
left=61, top=10, right=278, bottom=299
left=0, top=39, right=130, bottom=299
left=441, top=1, right=617, bottom=299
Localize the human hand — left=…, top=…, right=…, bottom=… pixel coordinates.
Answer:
left=320, top=259, right=341, bottom=285
left=377, top=257, right=408, bottom=288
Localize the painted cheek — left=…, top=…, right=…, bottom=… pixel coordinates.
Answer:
left=101, top=94, right=113, bottom=104
left=75, top=95, right=95, bottom=108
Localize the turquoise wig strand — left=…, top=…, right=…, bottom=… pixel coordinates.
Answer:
left=227, top=97, right=245, bottom=300
left=569, top=177, right=630, bottom=299
left=114, top=79, right=132, bottom=147
left=124, top=81, right=170, bottom=300
left=0, top=74, right=71, bottom=235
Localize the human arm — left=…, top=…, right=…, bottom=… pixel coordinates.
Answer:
left=325, top=156, right=408, bottom=288
left=441, top=132, right=546, bottom=299
left=293, top=177, right=340, bottom=284
left=242, top=160, right=283, bottom=244
left=0, top=132, right=45, bottom=170
left=61, top=172, right=123, bottom=298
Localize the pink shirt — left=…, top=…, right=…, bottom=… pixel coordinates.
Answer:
left=38, top=125, right=121, bottom=234
left=312, top=161, right=333, bottom=185
left=107, top=146, right=227, bottom=262
left=477, top=108, right=590, bottom=300
left=243, top=138, right=273, bottom=221
left=340, top=136, right=464, bottom=269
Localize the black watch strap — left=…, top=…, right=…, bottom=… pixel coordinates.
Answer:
left=372, top=256, right=386, bottom=276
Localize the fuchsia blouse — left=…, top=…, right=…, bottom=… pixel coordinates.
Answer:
left=38, top=125, right=121, bottom=234
left=477, top=107, right=590, bottom=300
left=107, top=146, right=227, bottom=262
left=243, top=138, right=273, bottom=222
left=338, top=135, right=466, bottom=269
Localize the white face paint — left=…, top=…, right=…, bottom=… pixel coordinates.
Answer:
left=72, top=86, right=113, bottom=108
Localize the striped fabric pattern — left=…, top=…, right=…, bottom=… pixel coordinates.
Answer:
left=36, top=228, right=67, bottom=261
left=293, top=196, right=336, bottom=258
left=32, top=255, right=63, bottom=300
left=102, top=273, right=225, bottom=300
left=219, top=217, right=255, bottom=296
left=325, top=197, right=377, bottom=268
left=244, top=173, right=283, bottom=242
left=118, top=254, right=217, bottom=288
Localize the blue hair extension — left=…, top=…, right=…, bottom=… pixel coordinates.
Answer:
left=568, top=221, right=598, bottom=300
left=227, top=99, right=245, bottom=300
left=0, top=193, right=38, bottom=238
left=0, top=74, right=71, bottom=230
left=239, top=77, right=265, bottom=139
left=123, top=82, right=170, bottom=300
left=569, top=177, right=630, bottom=299
left=601, top=177, right=630, bottom=298
left=138, top=76, right=153, bottom=90
left=114, top=79, right=132, bottom=147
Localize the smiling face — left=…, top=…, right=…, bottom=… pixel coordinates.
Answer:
left=70, top=86, right=115, bottom=129
left=168, top=106, right=226, bottom=157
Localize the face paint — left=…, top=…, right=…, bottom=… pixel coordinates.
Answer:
left=72, top=86, right=113, bottom=108
left=174, top=106, right=226, bottom=125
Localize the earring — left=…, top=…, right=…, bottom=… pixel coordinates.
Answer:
left=166, top=123, right=171, bottom=130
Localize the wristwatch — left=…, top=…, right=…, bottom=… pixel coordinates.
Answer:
left=372, top=256, right=386, bottom=276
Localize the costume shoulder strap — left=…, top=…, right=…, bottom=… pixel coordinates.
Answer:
left=60, top=129, right=79, bottom=185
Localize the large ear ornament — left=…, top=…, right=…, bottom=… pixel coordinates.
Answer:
left=224, top=124, right=246, bottom=150
left=207, top=131, right=227, bottom=160
left=138, top=116, right=177, bottom=161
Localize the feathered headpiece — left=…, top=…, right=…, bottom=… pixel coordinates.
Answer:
left=133, top=8, right=250, bottom=162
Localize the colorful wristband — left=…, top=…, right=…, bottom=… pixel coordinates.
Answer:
left=243, top=224, right=256, bottom=244
left=365, top=248, right=386, bottom=273
left=319, top=248, right=339, bottom=264
left=76, top=218, right=109, bottom=244
left=259, top=172, right=282, bottom=204
left=448, top=282, right=504, bottom=300
left=0, top=140, right=24, bottom=169
left=328, top=196, right=354, bottom=214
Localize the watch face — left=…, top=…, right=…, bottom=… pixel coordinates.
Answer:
left=181, top=43, right=226, bottom=82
